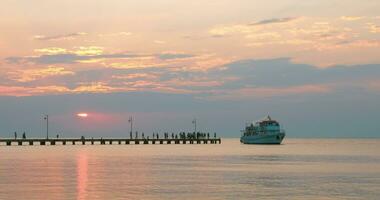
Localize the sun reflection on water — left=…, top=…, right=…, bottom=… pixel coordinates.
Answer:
left=77, top=151, right=88, bottom=200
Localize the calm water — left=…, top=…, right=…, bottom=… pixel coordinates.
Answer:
left=0, top=139, right=379, bottom=200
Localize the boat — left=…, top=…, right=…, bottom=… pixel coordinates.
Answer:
left=240, top=115, right=285, bottom=144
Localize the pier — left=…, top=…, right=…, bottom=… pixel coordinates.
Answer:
left=0, top=138, right=221, bottom=146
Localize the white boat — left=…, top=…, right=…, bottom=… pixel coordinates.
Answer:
left=240, top=115, right=285, bottom=144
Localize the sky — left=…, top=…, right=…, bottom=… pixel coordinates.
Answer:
left=0, top=0, right=380, bottom=138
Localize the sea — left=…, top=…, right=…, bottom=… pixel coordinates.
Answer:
left=0, top=139, right=379, bottom=200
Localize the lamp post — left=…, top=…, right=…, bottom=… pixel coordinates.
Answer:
left=192, top=118, right=197, bottom=133
left=128, top=116, right=133, bottom=139
left=44, top=114, right=49, bottom=140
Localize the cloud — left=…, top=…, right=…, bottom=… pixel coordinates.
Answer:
left=208, top=16, right=379, bottom=57
left=73, top=82, right=123, bottom=93
left=112, top=73, right=159, bottom=80
left=347, top=40, right=380, bottom=47
left=157, top=53, right=194, bottom=60
left=368, top=24, right=380, bottom=33
left=0, top=85, right=34, bottom=97
left=209, top=25, right=250, bottom=37
left=72, top=46, right=104, bottom=56
left=0, top=82, right=132, bottom=97
left=249, top=17, right=299, bottom=26
left=108, top=60, right=163, bottom=70
left=206, top=84, right=331, bottom=100
left=154, top=40, right=166, bottom=44
left=34, top=32, right=87, bottom=41
left=214, top=58, right=380, bottom=86
left=35, top=46, right=104, bottom=56
left=6, top=53, right=142, bottom=64
left=97, top=32, right=132, bottom=37
left=8, top=66, right=75, bottom=82
left=6, top=48, right=194, bottom=65
left=34, top=47, right=68, bottom=55
left=2, top=55, right=380, bottom=99
left=340, top=16, right=364, bottom=21
left=208, top=17, right=299, bottom=37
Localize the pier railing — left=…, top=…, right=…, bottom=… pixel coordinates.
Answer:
left=0, top=138, right=222, bottom=146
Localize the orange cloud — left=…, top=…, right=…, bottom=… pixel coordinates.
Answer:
left=73, top=82, right=124, bottom=93
left=34, top=47, right=68, bottom=55
left=34, top=46, right=103, bottom=56
left=72, top=46, right=104, bottom=56
left=0, top=85, right=71, bottom=96
left=340, top=16, right=364, bottom=21
left=112, top=73, right=159, bottom=80
left=368, top=24, right=380, bottom=33
left=8, top=66, right=75, bottom=82
left=0, top=86, right=33, bottom=97
left=0, top=83, right=130, bottom=96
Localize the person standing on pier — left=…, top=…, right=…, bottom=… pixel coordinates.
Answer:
left=214, top=132, right=216, bottom=138
left=22, top=132, right=26, bottom=139
left=14, top=132, right=17, bottom=139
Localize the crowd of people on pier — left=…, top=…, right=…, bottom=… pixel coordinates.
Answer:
left=129, top=132, right=217, bottom=140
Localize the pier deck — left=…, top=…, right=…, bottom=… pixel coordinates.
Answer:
left=0, top=138, right=221, bottom=146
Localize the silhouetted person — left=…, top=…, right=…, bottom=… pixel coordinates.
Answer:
left=214, top=132, right=216, bottom=138
left=56, top=134, right=59, bottom=139
left=14, top=132, right=17, bottom=139
left=207, top=133, right=210, bottom=139
left=157, top=134, right=159, bottom=139
left=22, top=132, right=26, bottom=139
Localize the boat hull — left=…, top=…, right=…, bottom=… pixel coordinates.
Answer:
left=240, top=133, right=285, bottom=144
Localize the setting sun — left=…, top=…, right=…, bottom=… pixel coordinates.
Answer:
left=77, top=113, right=88, bottom=118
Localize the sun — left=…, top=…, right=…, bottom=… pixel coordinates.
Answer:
left=77, top=113, right=88, bottom=118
